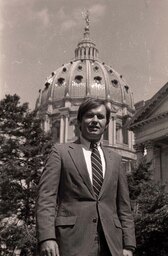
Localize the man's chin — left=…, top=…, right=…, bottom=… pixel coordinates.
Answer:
left=87, top=132, right=102, bottom=140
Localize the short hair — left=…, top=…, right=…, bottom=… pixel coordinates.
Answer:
left=77, top=98, right=111, bottom=125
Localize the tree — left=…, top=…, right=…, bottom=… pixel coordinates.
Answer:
left=0, top=94, right=52, bottom=255
left=128, top=161, right=168, bottom=256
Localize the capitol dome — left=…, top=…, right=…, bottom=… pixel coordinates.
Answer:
left=36, top=24, right=134, bottom=110
left=36, top=17, right=136, bottom=170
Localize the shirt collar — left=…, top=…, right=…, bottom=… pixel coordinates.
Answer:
left=80, top=134, right=102, bottom=150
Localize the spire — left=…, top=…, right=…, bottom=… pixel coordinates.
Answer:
left=75, top=10, right=99, bottom=61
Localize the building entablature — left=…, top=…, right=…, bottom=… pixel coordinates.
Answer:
left=130, top=111, right=168, bottom=130
left=129, top=82, right=168, bottom=128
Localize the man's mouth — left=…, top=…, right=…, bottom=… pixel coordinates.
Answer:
left=88, top=126, right=99, bottom=131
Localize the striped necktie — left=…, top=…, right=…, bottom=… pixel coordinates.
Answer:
left=91, top=142, right=103, bottom=197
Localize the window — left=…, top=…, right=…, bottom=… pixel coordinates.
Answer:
left=93, top=66, right=99, bottom=72
left=94, top=76, right=102, bottom=84
left=124, top=85, right=129, bottom=93
left=111, top=79, right=118, bottom=87
left=78, top=65, right=82, bottom=71
left=62, top=67, right=67, bottom=73
left=57, top=78, right=65, bottom=86
left=75, top=75, right=83, bottom=84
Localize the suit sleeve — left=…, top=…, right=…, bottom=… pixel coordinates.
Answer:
left=36, top=145, right=61, bottom=243
left=117, top=159, right=136, bottom=249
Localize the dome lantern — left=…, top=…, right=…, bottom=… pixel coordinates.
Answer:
left=75, top=11, right=99, bottom=61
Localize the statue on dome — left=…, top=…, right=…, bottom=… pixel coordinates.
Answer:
left=82, top=9, right=90, bottom=30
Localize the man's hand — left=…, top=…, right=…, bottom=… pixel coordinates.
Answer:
left=123, top=249, right=133, bottom=256
left=40, top=240, right=59, bottom=256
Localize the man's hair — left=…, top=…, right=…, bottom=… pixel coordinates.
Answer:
left=77, top=98, right=111, bottom=125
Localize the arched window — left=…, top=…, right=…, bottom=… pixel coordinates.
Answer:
left=111, top=79, right=118, bottom=87
left=93, top=66, right=99, bottom=72
left=75, top=75, right=83, bottom=84
left=62, top=67, right=67, bottom=73
left=94, top=76, right=102, bottom=84
left=57, top=78, right=65, bottom=86
left=78, top=65, right=82, bottom=71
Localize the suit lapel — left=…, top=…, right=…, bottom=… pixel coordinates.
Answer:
left=99, top=147, right=115, bottom=198
left=68, top=142, right=95, bottom=198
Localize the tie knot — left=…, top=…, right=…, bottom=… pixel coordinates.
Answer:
left=90, top=142, right=98, bottom=149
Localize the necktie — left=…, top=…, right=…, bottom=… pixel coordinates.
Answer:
left=91, top=143, right=103, bottom=197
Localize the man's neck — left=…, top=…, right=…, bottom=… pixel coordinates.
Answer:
left=80, top=134, right=102, bottom=147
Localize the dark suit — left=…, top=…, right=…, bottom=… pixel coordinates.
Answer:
left=36, top=140, right=136, bottom=256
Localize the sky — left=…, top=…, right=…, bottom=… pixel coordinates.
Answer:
left=1, top=0, right=168, bottom=110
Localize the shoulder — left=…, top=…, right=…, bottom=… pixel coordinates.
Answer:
left=52, top=140, right=80, bottom=151
left=103, top=146, right=122, bottom=161
left=103, top=146, right=120, bottom=156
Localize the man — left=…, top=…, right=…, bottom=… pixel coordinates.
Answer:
left=36, top=98, right=136, bottom=256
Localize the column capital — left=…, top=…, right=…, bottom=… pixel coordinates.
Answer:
left=59, top=111, right=69, bottom=119
left=59, top=107, right=70, bottom=116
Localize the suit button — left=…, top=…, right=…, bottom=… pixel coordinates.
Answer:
left=93, top=218, right=97, bottom=223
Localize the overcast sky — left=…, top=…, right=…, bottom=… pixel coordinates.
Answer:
left=1, top=0, right=168, bottom=109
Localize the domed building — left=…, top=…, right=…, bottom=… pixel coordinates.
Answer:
left=36, top=18, right=136, bottom=170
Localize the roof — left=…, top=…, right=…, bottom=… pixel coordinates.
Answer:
left=129, top=82, right=168, bottom=129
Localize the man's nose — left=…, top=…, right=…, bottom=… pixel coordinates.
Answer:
left=92, top=115, right=98, bottom=122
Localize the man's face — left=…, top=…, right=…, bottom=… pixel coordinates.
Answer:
left=79, top=104, right=108, bottom=142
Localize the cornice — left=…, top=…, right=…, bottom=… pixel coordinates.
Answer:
left=130, top=111, right=168, bottom=129
left=129, top=82, right=168, bottom=127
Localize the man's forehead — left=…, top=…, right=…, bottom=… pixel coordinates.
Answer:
left=85, top=105, right=106, bottom=113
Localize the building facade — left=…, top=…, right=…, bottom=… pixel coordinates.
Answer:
left=129, top=82, right=168, bottom=183
left=36, top=20, right=136, bottom=170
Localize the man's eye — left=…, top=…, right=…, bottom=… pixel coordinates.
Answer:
left=86, top=113, right=94, bottom=118
left=97, top=115, right=105, bottom=119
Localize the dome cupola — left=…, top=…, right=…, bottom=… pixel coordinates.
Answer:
left=75, top=12, right=99, bottom=61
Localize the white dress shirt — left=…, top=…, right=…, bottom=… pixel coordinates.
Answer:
left=80, top=135, right=106, bottom=184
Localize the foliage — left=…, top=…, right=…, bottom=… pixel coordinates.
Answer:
left=0, top=94, right=52, bottom=255
left=128, top=161, right=168, bottom=256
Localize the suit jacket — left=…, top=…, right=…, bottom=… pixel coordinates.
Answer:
left=36, top=140, right=136, bottom=256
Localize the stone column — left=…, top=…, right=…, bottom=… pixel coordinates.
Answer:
left=60, top=115, right=65, bottom=143
left=128, top=131, right=134, bottom=150
left=116, top=122, right=122, bottom=144
left=44, top=114, right=50, bottom=132
left=133, top=143, right=144, bottom=164
left=145, top=141, right=154, bottom=162
left=112, top=116, right=116, bottom=145
left=145, top=140, right=154, bottom=170
left=64, top=115, right=69, bottom=143
left=47, top=97, right=53, bottom=114
left=108, top=116, right=113, bottom=145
